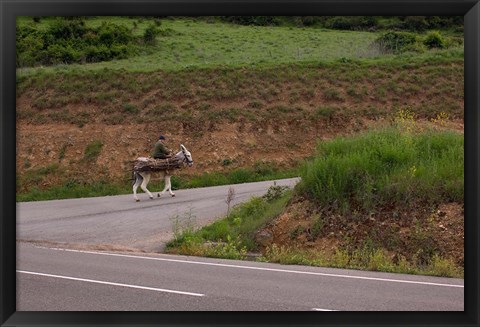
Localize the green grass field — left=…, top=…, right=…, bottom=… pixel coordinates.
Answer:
left=17, top=17, right=463, bottom=77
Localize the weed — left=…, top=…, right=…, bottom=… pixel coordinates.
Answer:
left=298, top=125, right=463, bottom=213
left=166, top=190, right=292, bottom=255
left=323, top=88, right=344, bottom=101
left=170, top=207, right=197, bottom=242
left=262, top=184, right=289, bottom=202
left=59, top=143, right=70, bottom=160
left=225, top=187, right=236, bottom=217
left=431, top=111, right=449, bottom=126
left=424, top=31, right=446, bottom=49
left=289, top=225, right=305, bottom=239
left=83, top=140, right=103, bottom=162
left=428, top=255, right=463, bottom=277
left=314, top=106, right=335, bottom=122
left=122, top=102, right=138, bottom=113
left=394, top=107, right=417, bottom=133
left=260, top=244, right=462, bottom=278
left=310, top=214, right=324, bottom=239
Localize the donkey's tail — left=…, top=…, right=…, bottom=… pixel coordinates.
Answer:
left=132, top=171, right=143, bottom=185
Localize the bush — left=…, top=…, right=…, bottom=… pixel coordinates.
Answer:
left=49, top=18, right=87, bottom=40
left=424, top=31, right=446, bottom=49
left=83, top=140, right=104, bottom=162
left=402, top=16, right=429, bottom=31
left=143, top=24, right=160, bottom=45
left=97, top=22, right=133, bottom=46
left=374, top=31, right=418, bottom=54
left=16, top=18, right=142, bottom=67
left=220, top=16, right=281, bottom=26
left=325, top=16, right=379, bottom=30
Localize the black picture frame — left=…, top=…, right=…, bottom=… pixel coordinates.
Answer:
left=2, top=1, right=479, bottom=326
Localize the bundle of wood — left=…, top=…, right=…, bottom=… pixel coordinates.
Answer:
left=133, top=157, right=183, bottom=172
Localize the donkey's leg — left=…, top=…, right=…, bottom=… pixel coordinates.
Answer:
left=158, top=174, right=169, bottom=197
left=140, top=172, right=154, bottom=199
left=133, top=172, right=142, bottom=202
left=166, top=175, right=175, bottom=197
left=157, top=172, right=166, bottom=197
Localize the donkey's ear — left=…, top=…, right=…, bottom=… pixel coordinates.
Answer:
left=180, top=144, right=186, bottom=151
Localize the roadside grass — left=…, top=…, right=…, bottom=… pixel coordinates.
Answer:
left=297, top=124, right=464, bottom=214
left=258, top=245, right=463, bottom=278
left=16, top=181, right=131, bottom=202
left=16, top=165, right=300, bottom=202
left=165, top=186, right=293, bottom=257
left=171, top=165, right=299, bottom=189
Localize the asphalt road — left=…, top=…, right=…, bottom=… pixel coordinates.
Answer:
left=16, top=243, right=464, bottom=311
left=17, top=178, right=299, bottom=252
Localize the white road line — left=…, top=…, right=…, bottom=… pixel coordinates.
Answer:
left=17, top=270, right=205, bottom=297
left=38, top=246, right=464, bottom=289
left=312, top=308, right=339, bottom=311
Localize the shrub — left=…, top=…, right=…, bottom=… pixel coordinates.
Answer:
left=325, top=16, right=378, bottom=30
left=122, top=103, right=138, bottom=113
left=83, top=140, right=103, bottom=162
left=16, top=18, right=142, bottom=67
left=424, top=31, right=446, bottom=49
left=49, top=18, right=87, bottom=40
left=262, top=185, right=289, bottom=202
left=97, top=22, right=133, bottom=46
left=402, top=16, right=429, bottom=31
left=220, top=16, right=281, bottom=26
left=143, top=24, right=160, bottom=45
left=374, top=31, right=418, bottom=54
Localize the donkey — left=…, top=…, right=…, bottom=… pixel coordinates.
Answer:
left=132, top=144, right=193, bottom=202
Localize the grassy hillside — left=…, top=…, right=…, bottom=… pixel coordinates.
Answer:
left=17, top=17, right=463, bottom=74
left=16, top=17, right=464, bottom=201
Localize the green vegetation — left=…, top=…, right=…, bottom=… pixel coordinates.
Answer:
left=16, top=164, right=299, bottom=202
left=165, top=186, right=292, bottom=257
left=259, top=244, right=463, bottom=278
left=16, top=17, right=463, bottom=75
left=297, top=126, right=463, bottom=214
left=83, top=140, right=104, bottom=162
left=208, top=16, right=463, bottom=32
left=374, top=30, right=455, bottom=54
left=16, top=18, right=141, bottom=67
left=171, top=164, right=298, bottom=189
left=16, top=58, right=464, bottom=130
left=17, top=180, right=131, bottom=202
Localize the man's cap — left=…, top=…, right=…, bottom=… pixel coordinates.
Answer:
left=159, top=135, right=166, bottom=140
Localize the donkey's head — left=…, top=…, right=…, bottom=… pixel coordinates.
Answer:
left=180, top=144, right=194, bottom=167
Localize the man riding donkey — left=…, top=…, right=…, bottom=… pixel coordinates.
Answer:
left=132, top=134, right=194, bottom=201
left=152, top=135, right=172, bottom=159
left=152, top=134, right=173, bottom=174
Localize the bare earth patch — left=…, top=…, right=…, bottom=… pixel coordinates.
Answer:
left=257, top=197, right=464, bottom=267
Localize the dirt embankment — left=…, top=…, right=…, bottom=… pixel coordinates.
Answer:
left=16, top=61, right=464, bottom=189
